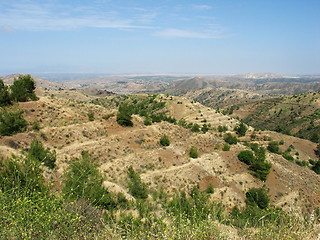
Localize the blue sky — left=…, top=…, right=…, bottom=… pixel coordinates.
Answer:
left=0, top=0, right=319, bottom=75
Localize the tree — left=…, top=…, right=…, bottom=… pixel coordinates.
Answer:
left=10, top=75, right=37, bottom=102
left=234, top=122, right=248, bottom=137
left=238, top=150, right=255, bottom=165
left=160, top=135, right=170, bottom=146
left=0, top=109, right=27, bottom=136
left=189, top=146, right=199, bottom=158
left=0, top=79, right=11, bottom=106
left=312, top=161, right=320, bottom=174
left=127, top=166, right=148, bottom=199
left=246, top=187, right=270, bottom=209
left=116, top=111, right=133, bottom=127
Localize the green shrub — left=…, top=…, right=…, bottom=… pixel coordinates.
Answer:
left=238, top=150, right=255, bottom=165
left=63, top=152, right=115, bottom=209
left=234, top=122, right=248, bottom=137
left=224, top=133, right=238, bottom=145
left=0, top=109, right=27, bottom=136
left=10, top=74, right=37, bottom=102
left=87, top=111, right=94, bottom=121
left=191, top=123, right=200, bottom=132
left=312, top=161, right=320, bottom=174
left=246, top=187, right=270, bottom=209
left=144, top=117, right=152, bottom=126
left=127, top=166, right=148, bottom=199
left=189, top=146, right=199, bottom=158
left=205, top=184, right=214, bottom=194
left=116, top=111, right=133, bottom=127
left=267, top=141, right=280, bottom=154
left=102, top=113, right=114, bottom=120
left=28, top=138, right=56, bottom=169
left=218, top=125, right=228, bottom=132
left=250, top=161, right=272, bottom=181
left=160, top=135, right=170, bottom=147
left=222, top=143, right=230, bottom=151
left=0, top=79, right=11, bottom=106
left=282, top=152, right=294, bottom=161
left=32, top=120, right=40, bottom=131
left=201, top=124, right=209, bottom=133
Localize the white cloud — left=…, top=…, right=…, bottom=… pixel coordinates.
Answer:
left=192, top=4, right=213, bottom=10
left=154, top=25, right=226, bottom=39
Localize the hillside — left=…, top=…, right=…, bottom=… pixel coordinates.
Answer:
left=225, top=91, right=320, bottom=143
left=0, top=76, right=320, bottom=239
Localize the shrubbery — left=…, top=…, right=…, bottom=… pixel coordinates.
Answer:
left=28, top=138, right=56, bottom=169
left=189, top=146, right=199, bottom=158
left=224, top=133, right=238, bottom=145
left=160, top=135, right=170, bottom=146
left=234, top=122, right=248, bottom=137
left=127, top=166, right=148, bottom=199
left=0, top=109, right=27, bottom=136
left=63, top=152, right=115, bottom=209
left=245, top=186, right=270, bottom=209
left=0, top=79, right=11, bottom=106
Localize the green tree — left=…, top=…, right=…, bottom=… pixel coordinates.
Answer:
left=189, top=146, right=199, bottom=158
left=0, top=79, right=11, bottom=106
left=238, top=150, right=255, bottom=165
left=312, top=161, right=320, bottom=174
left=87, top=111, right=94, bottom=121
left=160, top=135, right=170, bottom=146
left=10, top=75, right=37, bottom=102
left=191, top=123, right=200, bottom=132
left=246, top=187, right=270, bottom=209
left=28, top=138, right=56, bottom=169
left=234, top=122, right=248, bottom=137
left=127, top=166, right=148, bottom=199
left=0, top=109, right=27, bottom=136
left=116, top=111, right=133, bottom=127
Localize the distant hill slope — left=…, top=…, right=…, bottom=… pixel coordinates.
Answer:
left=1, top=73, right=66, bottom=90
left=226, top=91, right=320, bottom=143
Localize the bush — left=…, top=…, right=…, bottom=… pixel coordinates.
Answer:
left=0, top=109, right=27, bottom=136
left=32, top=120, right=40, bottom=131
left=224, top=133, right=238, bottom=145
left=238, top=150, right=255, bottom=165
left=144, top=117, right=152, bottom=126
left=250, top=161, right=272, bottom=181
left=160, top=135, right=170, bottom=147
left=218, top=125, right=228, bottom=132
left=312, top=161, right=320, bottom=174
left=116, top=111, right=133, bottom=127
left=267, top=141, right=280, bottom=154
left=63, top=152, right=115, bottom=209
left=28, top=138, right=56, bottom=169
left=127, top=166, right=148, bottom=199
left=222, top=143, right=230, bottom=151
left=10, top=74, right=37, bottom=102
left=87, top=111, right=94, bottom=121
left=191, top=123, right=200, bottom=132
left=0, top=79, right=11, bottom=106
left=234, top=122, right=248, bottom=137
left=245, top=187, right=270, bottom=209
left=189, top=146, right=199, bottom=158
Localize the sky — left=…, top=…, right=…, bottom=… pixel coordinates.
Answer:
left=0, top=0, right=319, bottom=75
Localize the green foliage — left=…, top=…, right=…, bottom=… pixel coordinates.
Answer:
left=87, top=110, right=94, bottom=121
left=218, top=125, right=228, bottom=132
left=0, top=156, right=46, bottom=195
left=28, top=138, right=56, bottom=169
left=282, top=152, right=294, bottom=161
left=201, top=124, right=209, bottom=133
left=159, top=135, right=170, bottom=147
left=116, top=106, right=133, bottom=127
left=267, top=141, right=280, bottom=154
left=63, top=152, right=115, bottom=209
left=222, top=143, right=230, bottom=151
left=246, top=187, right=270, bottom=209
left=127, top=166, right=148, bottom=199
left=205, top=184, right=214, bottom=194
left=250, top=161, right=272, bottom=181
left=10, top=74, right=37, bottom=102
left=189, top=146, right=199, bottom=158
left=102, top=113, right=114, bottom=120
left=0, top=79, right=11, bottom=106
left=238, top=150, right=255, bottom=165
left=224, top=133, right=238, bottom=145
left=32, top=120, right=40, bottom=131
left=0, top=109, right=27, bottom=136
left=311, top=161, right=320, bottom=174
left=191, top=123, right=200, bottom=132
left=144, top=117, right=152, bottom=126
left=234, top=122, right=248, bottom=137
